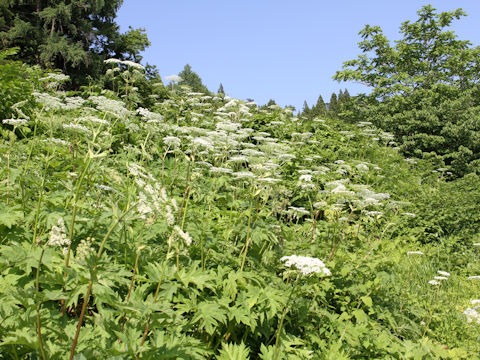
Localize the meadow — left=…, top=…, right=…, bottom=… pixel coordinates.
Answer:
left=1, top=62, right=480, bottom=359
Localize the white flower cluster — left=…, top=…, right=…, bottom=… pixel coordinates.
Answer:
left=280, top=255, right=331, bottom=276
left=130, top=164, right=177, bottom=226
left=89, top=96, right=130, bottom=118
left=165, top=75, right=182, bottom=83
left=173, top=225, right=193, bottom=246
left=163, top=136, right=181, bottom=148
left=463, top=307, right=480, bottom=324
left=64, top=97, right=86, bottom=110
left=428, top=270, right=450, bottom=285
left=76, top=237, right=95, bottom=260
left=2, top=118, right=28, bottom=126
left=137, top=107, right=164, bottom=123
left=232, top=171, right=256, bottom=179
left=407, top=251, right=425, bottom=256
left=79, top=116, right=109, bottom=126
left=297, top=173, right=315, bottom=190
left=47, top=218, right=70, bottom=254
left=43, top=138, right=68, bottom=146
left=32, top=92, right=64, bottom=110
left=104, top=58, right=145, bottom=70
left=40, top=73, right=70, bottom=82
left=63, top=123, right=91, bottom=134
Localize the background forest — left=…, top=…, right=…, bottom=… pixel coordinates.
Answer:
left=0, top=2, right=480, bottom=359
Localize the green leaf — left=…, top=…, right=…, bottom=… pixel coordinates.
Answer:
left=192, top=301, right=227, bottom=335
left=0, top=207, right=23, bottom=228
left=361, top=295, right=373, bottom=308
left=216, top=342, right=250, bottom=360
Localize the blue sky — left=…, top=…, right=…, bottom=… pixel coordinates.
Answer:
left=116, top=0, right=480, bottom=110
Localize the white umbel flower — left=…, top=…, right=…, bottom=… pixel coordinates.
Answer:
left=407, top=251, right=425, bottom=255
left=2, top=118, right=28, bottom=126
left=165, top=75, right=182, bottom=83
left=280, top=255, right=331, bottom=276
left=463, top=307, right=480, bottom=323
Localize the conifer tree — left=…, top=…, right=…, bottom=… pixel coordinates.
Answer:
left=217, top=83, right=225, bottom=95
left=302, top=100, right=310, bottom=116
left=0, top=0, right=150, bottom=87
left=178, top=64, right=210, bottom=94
left=328, top=93, right=339, bottom=116
left=314, top=95, right=327, bottom=116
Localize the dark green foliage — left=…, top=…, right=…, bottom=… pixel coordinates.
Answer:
left=301, top=100, right=310, bottom=116
left=408, top=173, right=480, bottom=243
left=328, top=92, right=339, bottom=116
left=0, top=48, right=36, bottom=122
left=313, top=95, right=327, bottom=117
left=178, top=64, right=210, bottom=94
left=266, top=99, right=277, bottom=106
left=335, top=5, right=480, bottom=176
left=352, top=84, right=480, bottom=175
left=0, top=0, right=150, bottom=87
left=217, top=83, right=225, bottom=95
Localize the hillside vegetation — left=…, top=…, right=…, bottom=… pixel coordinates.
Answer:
left=1, top=3, right=480, bottom=360
left=1, top=61, right=480, bottom=359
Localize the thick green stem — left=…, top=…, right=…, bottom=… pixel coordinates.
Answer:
left=65, top=156, right=92, bottom=267
left=69, top=281, right=92, bottom=360
left=32, top=160, right=50, bottom=245
left=5, top=131, right=13, bottom=204
left=240, top=200, right=254, bottom=271
left=35, top=249, right=47, bottom=360
left=274, top=274, right=300, bottom=360
left=136, top=243, right=172, bottom=359
left=69, top=204, right=131, bottom=359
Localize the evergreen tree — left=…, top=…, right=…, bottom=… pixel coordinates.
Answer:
left=266, top=99, right=277, bottom=106
left=217, top=83, right=225, bottom=95
left=313, top=95, right=327, bottom=116
left=178, top=64, right=210, bottom=94
left=328, top=93, right=339, bottom=116
left=0, top=0, right=150, bottom=87
left=302, top=100, right=310, bottom=116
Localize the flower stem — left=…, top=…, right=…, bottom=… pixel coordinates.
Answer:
left=240, top=200, right=254, bottom=271
left=35, top=248, right=47, bottom=360
left=136, top=243, right=172, bottom=359
left=274, top=274, right=300, bottom=360
left=69, top=205, right=131, bottom=359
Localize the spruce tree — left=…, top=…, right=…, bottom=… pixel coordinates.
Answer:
left=328, top=93, right=339, bottom=117
left=178, top=64, right=210, bottom=94
left=302, top=100, right=310, bottom=116
left=217, top=83, right=225, bottom=95
left=314, top=95, right=327, bottom=116
left=0, top=0, right=150, bottom=87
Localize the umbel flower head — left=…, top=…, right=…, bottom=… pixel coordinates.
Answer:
left=280, top=255, right=331, bottom=276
